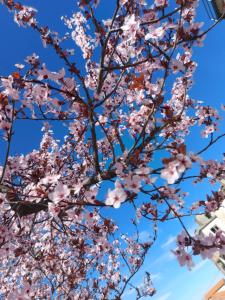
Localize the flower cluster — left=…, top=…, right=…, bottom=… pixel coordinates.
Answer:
left=161, top=154, right=192, bottom=184
left=0, top=0, right=224, bottom=298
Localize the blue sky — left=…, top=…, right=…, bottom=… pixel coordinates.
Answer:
left=1, top=1, right=225, bottom=299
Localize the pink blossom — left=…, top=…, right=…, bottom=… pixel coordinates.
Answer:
left=145, top=26, right=164, bottom=40
left=121, top=14, right=140, bottom=43
left=48, top=202, right=61, bottom=217
left=176, top=231, right=192, bottom=247
left=105, top=181, right=127, bottom=208
left=1, top=76, right=19, bottom=99
left=134, top=167, right=151, bottom=175
left=40, top=174, right=61, bottom=185
left=121, top=14, right=139, bottom=32
left=172, top=248, right=194, bottom=270
left=171, top=59, right=185, bottom=74
left=161, top=164, right=180, bottom=184
left=161, top=155, right=192, bottom=184
left=48, top=183, right=70, bottom=204
left=14, top=6, right=37, bottom=27
left=124, top=174, right=142, bottom=193
left=25, top=53, right=39, bottom=64
left=155, top=0, right=168, bottom=7
left=84, top=185, right=98, bottom=203
left=0, top=0, right=225, bottom=297
left=8, top=282, right=33, bottom=300
left=37, top=64, right=65, bottom=82
left=201, top=124, right=217, bottom=138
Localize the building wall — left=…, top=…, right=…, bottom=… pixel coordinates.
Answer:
left=204, top=279, right=225, bottom=300
left=201, top=218, right=225, bottom=236
left=196, top=203, right=225, bottom=275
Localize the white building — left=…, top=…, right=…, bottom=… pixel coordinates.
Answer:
left=196, top=204, right=225, bottom=275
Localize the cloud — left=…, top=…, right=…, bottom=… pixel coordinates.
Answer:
left=123, top=275, right=160, bottom=299
left=151, top=273, right=162, bottom=282
left=192, top=259, right=208, bottom=272
left=161, top=224, right=197, bottom=250
left=123, top=287, right=135, bottom=297
left=155, top=292, right=172, bottom=300
left=161, top=236, right=176, bottom=248
left=138, top=230, right=150, bottom=242
left=151, top=251, right=175, bottom=267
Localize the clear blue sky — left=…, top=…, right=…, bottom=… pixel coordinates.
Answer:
left=1, top=1, right=225, bottom=299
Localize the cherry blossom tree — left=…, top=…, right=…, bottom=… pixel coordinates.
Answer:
left=0, top=0, right=225, bottom=298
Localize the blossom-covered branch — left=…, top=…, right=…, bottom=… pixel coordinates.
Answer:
left=0, top=0, right=225, bottom=298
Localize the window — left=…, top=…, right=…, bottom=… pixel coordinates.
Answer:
left=210, top=225, right=219, bottom=234
left=220, top=255, right=225, bottom=261
left=217, top=259, right=225, bottom=273
left=205, top=212, right=212, bottom=219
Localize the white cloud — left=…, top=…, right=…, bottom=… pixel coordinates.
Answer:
left=123, top=276, right=161, bottom=299
left=192, top=259, right=208, bottom=272
left=151, top=251, right=175, bottom=267
left=160, top=224, right=197, bottom=250
left=155, top=292, right=172, bottom=300
left=123, top=287, right=135, bottom=298
left=151, top=273, right=162, bottom=282
left=138, top=230, right=150, bottom=242
left=161, top=236, right=176, bottom=248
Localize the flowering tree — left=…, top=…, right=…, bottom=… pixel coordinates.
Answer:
left=0, top=0, right=225, bottom=298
